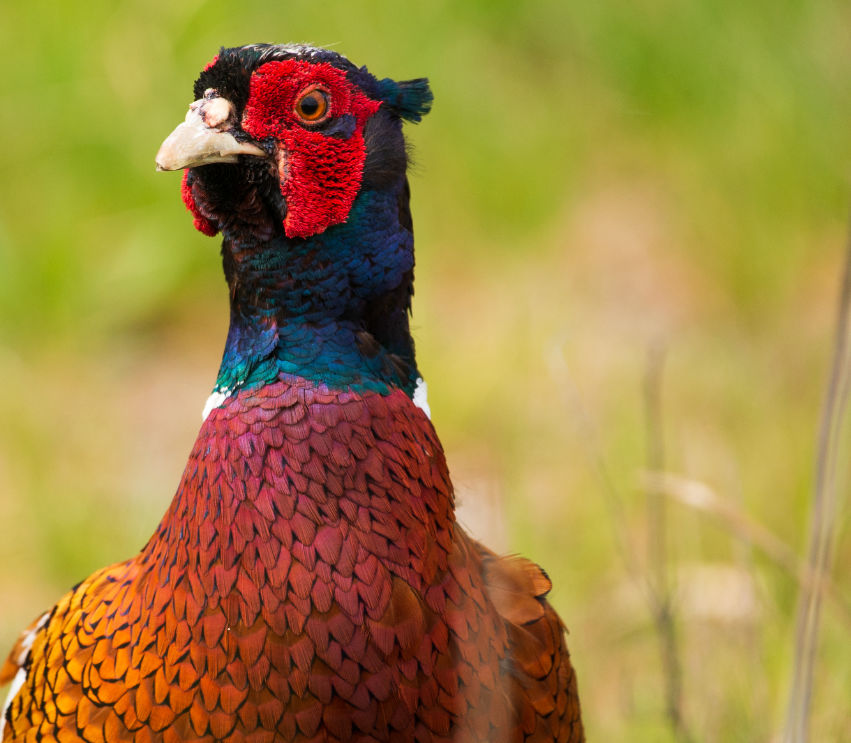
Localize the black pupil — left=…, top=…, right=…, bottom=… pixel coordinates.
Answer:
left=300, top=94, right=321, bottom=117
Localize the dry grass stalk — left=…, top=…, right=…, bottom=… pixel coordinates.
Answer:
left=550, top=342, right=696, bottom=741
left=643, top=343, right=694, bottom=743
left=640, top=471, right=851, bottom=627
left=782, top=223, right=851, bottom=742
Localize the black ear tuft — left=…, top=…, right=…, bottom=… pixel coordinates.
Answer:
left=375, top=78, right=433, bottom=123
left=194, top=48, right=253, bottom=112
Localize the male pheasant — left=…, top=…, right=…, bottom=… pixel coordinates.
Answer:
left=1, top=44, right=583, bottom=742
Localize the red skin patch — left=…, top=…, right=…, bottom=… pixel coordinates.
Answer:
left=241, top=60, right=381, bottom=239
left=182, top=170, right=218, bottom=236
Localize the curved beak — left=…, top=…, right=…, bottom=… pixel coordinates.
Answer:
left=155, top=96, right=266, bottom=171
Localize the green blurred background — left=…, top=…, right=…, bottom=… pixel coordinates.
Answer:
left=1, top=0, right=850, bottom=740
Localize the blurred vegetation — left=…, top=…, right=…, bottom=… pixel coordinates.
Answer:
left=1, top=0, right=850, bottom=740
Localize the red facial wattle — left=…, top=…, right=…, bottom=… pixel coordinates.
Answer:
left=241, top=60, right=382, bottom=239
left=181, top=170, right=218, bottom=236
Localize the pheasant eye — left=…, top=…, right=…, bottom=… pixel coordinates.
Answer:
left=294, top=88, right=329, bottom=123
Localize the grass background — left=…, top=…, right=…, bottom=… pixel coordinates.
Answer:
left=1, top=0, right=850, bottom=739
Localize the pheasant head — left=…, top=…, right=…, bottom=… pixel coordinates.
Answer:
left=156, top=45, right=433, bottom=408
left=157, top=44, right=432, bottom=239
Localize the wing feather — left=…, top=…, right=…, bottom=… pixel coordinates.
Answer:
left=468, top=532, right=585, bottom=742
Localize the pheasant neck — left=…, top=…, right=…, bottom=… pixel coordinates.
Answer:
left=214, top=185, right=420, bottom=399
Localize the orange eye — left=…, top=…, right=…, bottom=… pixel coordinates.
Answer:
left=294, top=87, right=330, bottom=123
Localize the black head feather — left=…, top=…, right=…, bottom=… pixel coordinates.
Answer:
left=194, top=44, right=433, bottom=125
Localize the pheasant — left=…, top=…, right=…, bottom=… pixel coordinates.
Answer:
left=1, top=44, right=583, bottom=742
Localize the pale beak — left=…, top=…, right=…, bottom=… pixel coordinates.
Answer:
left=155, top=96, right=266, bottom=171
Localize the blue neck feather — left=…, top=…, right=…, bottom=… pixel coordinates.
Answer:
left=214, top=183, right=419, bottom=398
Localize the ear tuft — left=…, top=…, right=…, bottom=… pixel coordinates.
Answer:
left=376, top=77, right=433, bottom=123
